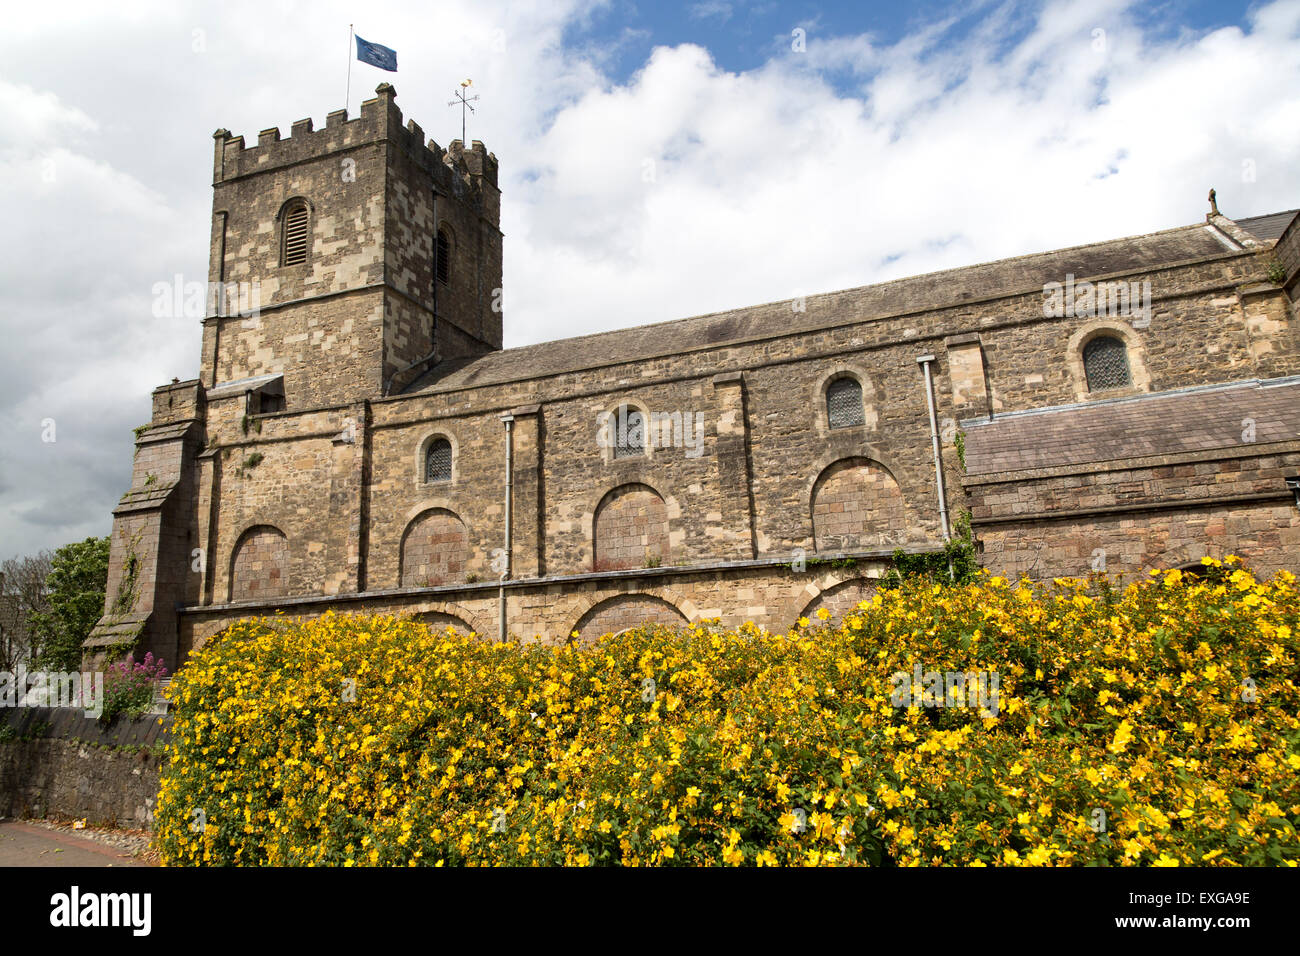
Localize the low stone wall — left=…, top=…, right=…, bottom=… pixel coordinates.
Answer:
left=178, top=551, right=911, bottom=651
left=0, top=706, right=170, bottom=830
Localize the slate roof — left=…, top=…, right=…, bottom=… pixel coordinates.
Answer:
left=1237, top=210, right=1299, bottom=243
left=962, top=379, right=1300, bottom=476
left=403, top=212, right=1290, bottom=396
left=207, top=372, right=284, bottom=399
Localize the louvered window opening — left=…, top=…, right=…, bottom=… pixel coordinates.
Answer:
left=282, top=204, right=309, bottom=266
left=425, top=439, right=452, bottom=483
left=613, top=408, right=645, bottom=459
left=1083, top=336, right=1131, bottom=391
left=827, top=377, right=865, bottom=429
left=436, top=230, right=451, bottom=285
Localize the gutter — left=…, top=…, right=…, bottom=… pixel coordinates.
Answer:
left=917, top=354, right=952, bottom=541
left=498, top=412, right=514, bottom=641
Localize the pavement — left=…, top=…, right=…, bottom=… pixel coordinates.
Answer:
left=0, top=821, right=149, bottom=867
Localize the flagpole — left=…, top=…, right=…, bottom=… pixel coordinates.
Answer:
left=345, top=24, right=354, bottom=114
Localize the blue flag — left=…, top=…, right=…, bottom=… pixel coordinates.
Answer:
left=355, top=35, right=397, bottom=72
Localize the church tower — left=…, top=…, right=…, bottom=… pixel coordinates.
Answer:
left=86, top=85, right=503, bottom=668
left=201, top=82, right=502, bottom=408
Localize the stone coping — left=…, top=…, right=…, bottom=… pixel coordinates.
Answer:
left=180, top=545, right=943, bottom=617
left=970, top=490, right=1291, bottom=527
left=962, top=439, right=1300, bottom=487
left=0, top=706, right=171, bottom=749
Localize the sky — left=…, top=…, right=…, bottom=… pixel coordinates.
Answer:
left=1, top=0, right=1298, bottom=558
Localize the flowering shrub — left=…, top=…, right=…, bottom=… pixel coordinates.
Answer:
left=155, top=557, right=1300, bottom=866
left=101, top=651, right=168, bottom=723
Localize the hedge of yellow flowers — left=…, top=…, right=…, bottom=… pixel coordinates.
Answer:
left=155, top=556, right=1299, bottom=866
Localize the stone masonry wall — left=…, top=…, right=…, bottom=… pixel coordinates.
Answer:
left=201, top=84, right=501, bottom=411
left=230, top=526, right=289, bottom=601
left=573, top=594, right=688, bottom=644
left=969, top=448, right=1300, bottom=582
left=94, top=91, right=1300, bottom=671
left=811, top=458, right=912, bottom=552
left=0, top=707, right=169, bottom=830
left=179, top=560, right=898, bottom=650
left=399, top=510, right=469, bottom=587
left=593, top=484, right=670, bottom=571
left=149, top=236, right=1299, bottom=666
left=978, top=500, right=1300, bottom=583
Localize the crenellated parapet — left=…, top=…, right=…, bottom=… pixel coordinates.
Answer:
left=212, top=84, right=499, bottom=220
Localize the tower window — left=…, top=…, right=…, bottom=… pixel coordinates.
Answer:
left=827, top=377, right=865, bottom=429
left=256, top=390, right=285, bottom=414
left=282, top=201, right=310, bottom=266
left=613, top=406, right=645, bottom=459
left=435, top=227, right=451, bottom=286
left=1083, top=336, right=1131, bottom=391
left=425, top=438, right=453, bottom=483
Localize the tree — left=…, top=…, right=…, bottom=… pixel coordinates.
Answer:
left=0, top=550, right=53, bottom=671
left=28, top=536, right=110, bottom=672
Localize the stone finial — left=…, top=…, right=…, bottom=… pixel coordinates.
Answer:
left=375, top=82, right=396, bottom=98
left=213, top=128, right=230, bottom=140
left=1208, top=187, right=1219, bottom=220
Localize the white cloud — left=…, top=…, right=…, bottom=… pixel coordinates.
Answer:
left=508, top=0, right=1300, bottom=347
left=690, top=2, right=734, bottom=22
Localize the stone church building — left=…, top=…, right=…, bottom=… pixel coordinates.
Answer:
left=87, top=84, right=1300, bottom=666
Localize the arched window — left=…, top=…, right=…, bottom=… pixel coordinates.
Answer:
left=425, top=438, right=453, bottom=483
left=827, top=377, right=865, bottom=429
left=1083, top=336, right=1131, bottom=391
left=435, top=227, right=451, bottom=286
left=230, top=525, right=289, bottom=602
left=400, top=510, right=468, bottom=587
left=613, top=405, right=645, bottom=459
left=281, top=200, right=310, bottom=266
left=593, top=485, right=669, bottom=571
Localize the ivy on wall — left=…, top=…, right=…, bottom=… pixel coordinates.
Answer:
left=882, top=511, right=979, bottom=588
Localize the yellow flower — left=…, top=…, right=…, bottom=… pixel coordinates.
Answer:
left=153, top=577, right=1300, bottom=869
left=1026, top=846, right=1052, bottom=866
left=1107, top=720, right=1134, bottom=754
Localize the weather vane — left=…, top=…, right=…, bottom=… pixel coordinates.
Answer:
left=448, top=79, right=479, bottom=145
